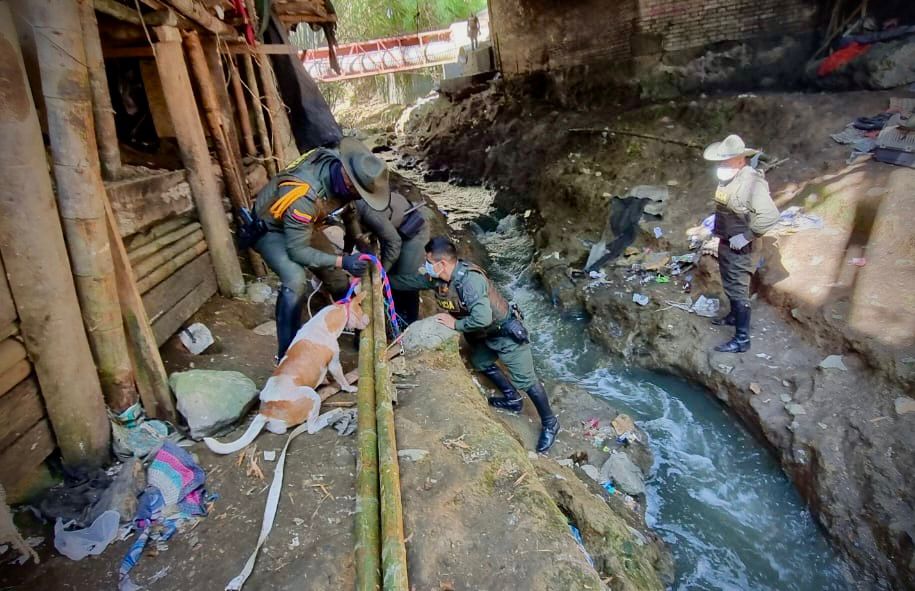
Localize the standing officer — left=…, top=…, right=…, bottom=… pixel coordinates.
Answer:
left=354, top=191, right=430, bottom=324
left=390, top=236, right=560, bottom=453
left=253, top=138, right=390, bottom=360
left=703, top=134, right=779, bottom=353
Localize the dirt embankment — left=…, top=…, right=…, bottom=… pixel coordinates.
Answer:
left=395, top=87, right=915, bottom=590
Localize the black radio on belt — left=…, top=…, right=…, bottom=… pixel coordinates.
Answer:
left=236, top=207, right=268, bottom=250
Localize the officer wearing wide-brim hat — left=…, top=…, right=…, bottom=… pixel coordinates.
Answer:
left=253, top=137, right=391, bottom=360
left=703, top=134, right=780, bottom=353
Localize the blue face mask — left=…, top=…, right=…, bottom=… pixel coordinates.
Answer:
left=424, top=260, right=440, bottom=278
left=330, top=161, right=355, bottom=200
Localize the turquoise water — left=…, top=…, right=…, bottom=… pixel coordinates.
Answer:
left=474, top=215, right=851, bottom=591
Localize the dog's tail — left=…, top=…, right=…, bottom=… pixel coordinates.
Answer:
left=204, top=414, right=267, bottom=454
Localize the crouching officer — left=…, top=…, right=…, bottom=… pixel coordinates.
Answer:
left=390, top=236, right=560, bottom=453
left=252, top=138, right=391, bottom=360
left=703, top=134, right=779, bottom=353
left=354, top=191, right=430, bottom=324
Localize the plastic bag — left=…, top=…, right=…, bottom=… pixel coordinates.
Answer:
left=54, top=510, right=120, bottom=561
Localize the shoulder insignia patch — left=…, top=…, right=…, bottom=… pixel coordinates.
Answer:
left=270, top=182, right=311, bottom=219
left=289, top=209, right=313, bottom=224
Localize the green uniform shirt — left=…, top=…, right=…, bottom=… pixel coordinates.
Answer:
left=714, top=166, right=780, bottom=237
left=354, top=191, right=413, bottom=271
left=253, top=148, right=344, bottom=270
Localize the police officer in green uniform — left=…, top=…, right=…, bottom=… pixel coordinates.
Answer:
left=703, top=134, right=780, bottom=353
left=390, top=237, right=560, bottom=453
left=354, top=191, right=430, bottom=324
left=253, top=138, right=391, bottom=360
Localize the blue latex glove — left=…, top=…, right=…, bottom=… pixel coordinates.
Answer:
left=729, top=234, right=751, bottom=251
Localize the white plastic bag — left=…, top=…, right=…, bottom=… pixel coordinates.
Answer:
left=54, top=510, right=120, bottom=561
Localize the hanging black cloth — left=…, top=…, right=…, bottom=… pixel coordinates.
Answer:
left=585, top=197, right=650, bottom=272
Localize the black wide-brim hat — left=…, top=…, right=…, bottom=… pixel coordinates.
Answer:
left=339, top=137, right=390, bottom=211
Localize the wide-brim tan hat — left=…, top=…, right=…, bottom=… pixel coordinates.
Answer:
left=702, top=134, right=759, bottom=161
left=339, top=137, right=390, bottom=211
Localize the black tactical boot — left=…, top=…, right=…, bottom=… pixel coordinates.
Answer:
left=275, top=286, right=304, bottom=362
left=712, top=298, right=736, bottom=326
left=714, top=301, right=751, bottom=353
left=481, top=366, right=523, bottom=412
left=526, top=383, right=559, bottom=453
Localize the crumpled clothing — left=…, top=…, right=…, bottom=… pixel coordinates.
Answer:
left=146, top=442, right=207, bottom=515
left=817, top=42, right=871, bottom=77
left=111, top=403, right=177, bottom=460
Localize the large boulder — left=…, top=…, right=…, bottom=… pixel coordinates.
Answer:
left=600, top=452, right=646, bottom=496
left=169, top=370, right=259, bottom=440
left=402, top=317, right=459, bottom=354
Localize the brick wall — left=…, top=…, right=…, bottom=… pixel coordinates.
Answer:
left=637, top=0, right=817, bottom=52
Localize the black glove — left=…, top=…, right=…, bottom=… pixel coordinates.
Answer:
left=341, top=254, right=368, bottom=276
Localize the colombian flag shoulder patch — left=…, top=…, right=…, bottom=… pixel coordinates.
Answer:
left=289, top=209, right=313, bottom=224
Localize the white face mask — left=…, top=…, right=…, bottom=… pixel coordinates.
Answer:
left=716, top=166, right=739, bottom=182
left=424, top=260, right=440, bottom=278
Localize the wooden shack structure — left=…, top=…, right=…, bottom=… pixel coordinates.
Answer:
left=0, top=0, right=338, bottom=498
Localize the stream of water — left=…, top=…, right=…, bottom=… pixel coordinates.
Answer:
left=472, top=215, right=851, bottom=591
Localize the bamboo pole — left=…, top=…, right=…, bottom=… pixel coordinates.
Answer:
left=79, top=0, right=121, bottom=180
left=201, top=36, right=244, bottom=172
left=228, top=55, right=257, bottom=157
left=128, top=222, right=202, bottom=264
left=355, top=274, right=381, bottom=591
left=242, top=53, right=276, bottom=176
left=256, top=52, right=299, bottom=168
left=0, top=4, right=109, bottom=468
left=103, top=193, right=176, bottom=421
left=372, top=267, right=409, bottom=591
left=153, top=26, right=245, bottom=297
left=27, top=0, right=140, bottom=412
left=133, top=229, right=205, bottom=280
left=136, top=240, right=208, bottom=294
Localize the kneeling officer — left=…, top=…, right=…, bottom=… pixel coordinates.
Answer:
left=390, top=236, right=559, bottom=453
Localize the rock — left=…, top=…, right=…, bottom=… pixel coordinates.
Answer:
left=580, top=464, right=601, bottom=482
left=556, top=458, right=574, bottom=468
left=632, top=293, right=650, bottom=306
left=894, top=397, right=915, bottom=416
left=611, top=413, right=636, bottom=435
left=397, top=449, right=429, bottom=462
left=749, top=383, right=761, bottom=395
left=178, top=323, right=214, bottom=355
left=170, top=369, right=259, bottom=440
left=780, top=393, right=792, bottom=403
left=818, top=355, right=848, bottom=371
left=786, top=403, right=807, bottom=416
left=402, top=318, right=459, bottom=353
left=599, top=452, right=645, bottom=496
left=253, top=321, right=277, bottom=337
left=246, top=282, right=273, bottom=304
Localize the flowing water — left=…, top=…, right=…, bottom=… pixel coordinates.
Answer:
left=471, top=214, right=851, bottom=591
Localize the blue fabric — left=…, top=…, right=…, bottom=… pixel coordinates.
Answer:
left=329, top=161, right=354, bottom=199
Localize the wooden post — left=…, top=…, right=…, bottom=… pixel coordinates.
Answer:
left=242, top=53, right=276, bottom=176
left=26, top=0, right=140, bottom=412
left=201, top=35, right=243, bottom=169
left=228, top=55, right=257, bottom=157
left=0, top=4, right=109, bottom=469
left=153, top=26, right=245, bottom=297
left=79, top=0, right=121, bottom=179
left=256, top=53, right=299, bottom=168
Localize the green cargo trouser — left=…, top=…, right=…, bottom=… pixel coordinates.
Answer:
left=256, top=230, right=350, bottom=299
left=717, top=241, right=756, bottom=303
left=467, top=333, right=538, bottom=391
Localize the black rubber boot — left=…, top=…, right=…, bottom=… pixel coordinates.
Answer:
left=526, top=382, right=559, bottom=453
left=712, top=298, right=736, bottom=326
left=275, top=286, right=304, bottom=362
left=714, top=301, right=751, bottom=353
left=481, top=366, right=523, bottom=412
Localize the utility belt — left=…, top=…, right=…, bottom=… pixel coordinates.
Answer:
left=397, top=203, right=426, bottom=240
left=236, top=207, right=268, bottom=249
left=489, top=303, right=529, bottom=344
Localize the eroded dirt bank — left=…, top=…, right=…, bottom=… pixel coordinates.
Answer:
left=392, top=86, right=915, bottom=590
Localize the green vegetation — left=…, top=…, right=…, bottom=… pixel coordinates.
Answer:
left=333, top=0, right=487, bottom=43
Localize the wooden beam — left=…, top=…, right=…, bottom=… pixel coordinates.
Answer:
left=94, top=0, right=177, bottom=26
left=228, top=55, right=257, bottom=156
left=242, top=53, right=276, bottom=176
left=106, top=170, right=194, bottom=237
left=0, top=360, right=30, bottom=398
left=0, top=376, right=45, bottom=451
left=0, top=339, right=27, bottom=377
left=142, top=252, right=213, bottom=322
left=153, top=29, right=245, bottom=297
left=0, top=419, right=56, bottom=491
left=151, top=267, right=217, bottom=345
left=161, top=0, right=235, bottom=36
left=227, top=43, right=302, bottom=55
left=137, top=239, right=208, bottom=294
left=81, top=0, right=122, bottom=179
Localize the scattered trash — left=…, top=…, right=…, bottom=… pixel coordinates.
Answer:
left=600, top=481, right=616, bottom=495
left=818, top=355, right=848, bottom=371
left=568, top=523, right=594, bottom=568
left=774, top=206, right=824, bottom=234
left=397, top=449, right=429, bottom=462
left=895, top=397, right=915, bottom=415
left=179, top=323, right=214, bottom=355
left=756, top=353, right=773, bottom=361
left=628, top=185, right=669, bottom=217
left=849, top=257, right=867, bottom=267
left=632, top=293, right=650, bottom=306
left=599, top=452, right=645, bottom=496
left=55, top=510, right=120, bottom=561
left=263, top=451, right=276, bottom=462
left=653, top=227, right=664, bottom=239
left=288, top=535, right=300, bottom=550
left=692, top=295, right=720, bottom=318
left=111, top=403, right=175, bottom=460
left=611, top=414, right=636, bottom=436
left=331, top=409, right=358, bottom=437
left=245, top=282, right=273, bottom=304
left=252, top=321, right=277, bottom=337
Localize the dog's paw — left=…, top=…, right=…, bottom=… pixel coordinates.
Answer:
left=341, top=384, right=358, bottom=393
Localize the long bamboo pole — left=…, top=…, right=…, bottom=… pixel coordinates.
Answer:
left=0, top=3, right=109, bottom=468
left=153, top=26, right=245, bottom=297
left=79, top=0, right=121, bottom=180
left=256, top=53, right=299, bottom=167
left=228, top=55, right=257, bottom=157
left=242, top=54, right=276, bottom=176
left=372, top=267, right=409, bottom=591
left=355, top=274, right=381, bottom=591
left=27, top=0, right=140, bottom=412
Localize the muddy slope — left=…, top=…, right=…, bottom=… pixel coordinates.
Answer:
left=395, top=88, right=915, bottom=590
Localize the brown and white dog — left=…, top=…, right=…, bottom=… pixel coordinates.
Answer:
left=205, top=292, right=370, bottom=454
